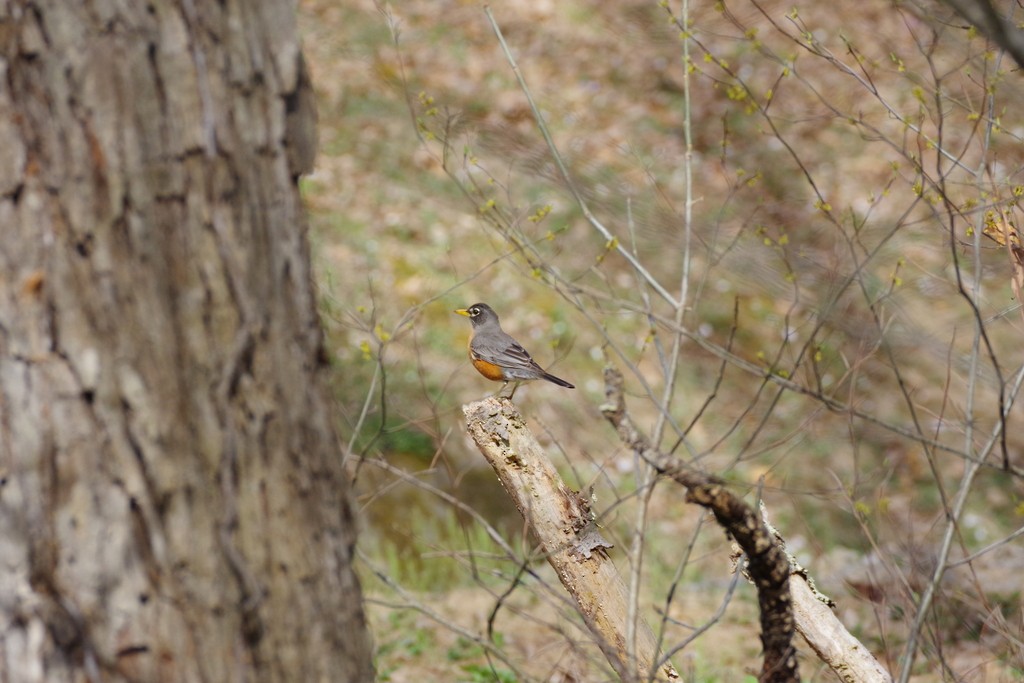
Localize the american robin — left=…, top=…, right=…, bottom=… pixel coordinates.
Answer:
left=454, top=302, right=574, bottom=398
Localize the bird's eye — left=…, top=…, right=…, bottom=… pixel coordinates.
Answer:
left=470, top=307, right=479, bottom=316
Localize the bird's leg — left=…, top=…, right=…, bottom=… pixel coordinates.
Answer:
left=492, top=381, right=509, bottom=399
left=508, top=381, right=521, bottom=399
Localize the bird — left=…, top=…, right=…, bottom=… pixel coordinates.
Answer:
left=454, top=302, right=574, bottom=398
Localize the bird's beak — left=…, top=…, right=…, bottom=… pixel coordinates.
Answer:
left=454, top=308, right=471, bottom=317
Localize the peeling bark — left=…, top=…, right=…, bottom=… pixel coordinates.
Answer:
left=0, top=3, right=371, bottom=681
left=463, top=397, right=679, bottom=682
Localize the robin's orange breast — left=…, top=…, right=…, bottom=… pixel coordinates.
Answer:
left=470, top=354, right=506, bottom=381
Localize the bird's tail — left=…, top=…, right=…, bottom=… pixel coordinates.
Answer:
left=542, top=373, right=575, bottom=389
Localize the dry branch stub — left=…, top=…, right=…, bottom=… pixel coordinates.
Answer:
left=790, top=575, right=892, bottom=682
left=463, top=397, right=679, bottom=682
left=598, top=365, right=892, bottom=682
left=599, top=367, right=798, bottom=683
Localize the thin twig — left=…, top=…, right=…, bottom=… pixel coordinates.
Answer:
left=483, top=5, right=678, bottom=308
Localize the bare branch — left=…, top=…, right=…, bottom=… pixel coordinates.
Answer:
left=462, top=397, right=680, bottom=682
left=790, top=575, right=892, bottom=683
left=599, top=367, right=798, bottom=683
left=939, top=0, right=1024, bottom=70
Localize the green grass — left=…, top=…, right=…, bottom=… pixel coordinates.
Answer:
left=362, top=504, right=514, bottom=593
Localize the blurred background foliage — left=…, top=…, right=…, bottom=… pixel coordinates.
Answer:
left=300, top=0, right=1024, bottom=679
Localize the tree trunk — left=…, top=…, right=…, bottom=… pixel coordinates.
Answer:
left=0, top=3, right=373, bottom=681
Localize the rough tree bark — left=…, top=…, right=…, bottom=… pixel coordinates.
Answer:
left=0, top=3, right=373, bottom=682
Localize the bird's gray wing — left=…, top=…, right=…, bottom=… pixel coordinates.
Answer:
left=472, top=333, right=544, bottom=373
